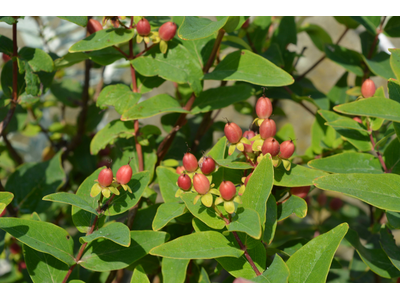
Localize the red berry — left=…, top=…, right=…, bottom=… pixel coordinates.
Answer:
left=98, top=168, right=113, bottom=187
left=0, top=209, right=6, bottom=217
left=279, top=140, right=295, bottom=159
left=10, top=242, right=21, bottom=254
left=159, top=21, right=177, bottom=41
left=259, top=119, right=276, bottom=139
left=183, top=153, right=198, bottom=173
left=241, top=19, right=250, bottom=29
left=219, top=181, right=236, bottom=201
left=18, top=261, right=26, bottom=272
left=244, top=173, right=252, bottom=186
left=243, top=130, right=256, bottom=153
left=177, top=174, right=191, bottom=191
left=353, top=117, right=362, bottom=124
left=255, top=96, right=272, bottom=119
left=136, top=18, right=151, bottom=36
left=330, top=197, right=343, bottom=211
left=224, top=122, right=242, bottom=144
left=176, top=166, right=185, bottom=175
left=116, top=164, right=133, bottom=185
left=193, top=173, right=210, bottom=195
left=361, top=79, right=376, bottom=98
left=261, top=137, right=280, bottom=157
left=233, top=277, right=254, bottom=283
left=2, top=53, right=11, bottom=63
left=200, top=157, right=215, bottom=175
left=317, top=193, right=327, bottom=206
left=87, top=19, right=103, bottom=35
left=290, top=186, right=310, bottom=199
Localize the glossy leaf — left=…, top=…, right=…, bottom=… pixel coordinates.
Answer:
left=43, top=192, right=99, bottom=215
left=90, top=119, right=135, bottom=155
left=80, top=231, right=168, bottom=272
left=204, top=50, right=294, bottom=87
left=363, top=52, right=395, bottom=80
left=314, top=173, right=400, bottom=212
left=286, top=223, right=349, bottom=283
left=191, top=85, right=254, bottom=114
left=69, top=28, right=134, bottom=52
left=152, top=202, right=186, bottom=231
left=80, top=222, right=131, bottom=247
left=308, top=153, right=383, bottom=174
left=130, top=265, right=150, bottom=283
left=121, top=93, right=187, bottom=121
left=58, top=16, right=88, bottom=27
left=0, top=218, right=75, bottom=266
left=156, top=166, right=180, bottom=203
left=300, top=23, right=332, bottom=52
left=274, top=163, right=327, bottom=187
left=324, top=44, right=363, bottom=76
left=150, top=231, right=243, bottom=259
left=226, top=208, right=261, bottom=240
left=252, top=255, right=289, bottom=283
left=97, top=84, right=141, bottom=115
left=380, top=227, right=400, bottom=272
left=162, top=258, right=190, bottom=283
left=277, top=195, right=308, bottom=221
left=5, top=151, right=65, bottom=214
left=178, top=16, right=228, bottom=40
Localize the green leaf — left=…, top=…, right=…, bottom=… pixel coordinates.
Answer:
left=274, top=163, right=326, bottom=187
left=23, top=244, right=68, bottom=283
left=300, top=23, right=332, bottom=52
left=54, top=52, right=88, bottom=69
left=248, top=16, right=272, bottom=53
left=5, top=151, right=65, bottom=214
left=86, top=47, right=125, bottom=65
left=199, top=267, right=210, bottom=283
left=80, top=222, right=131, bottom=247
left=24, top=64, right=40, bottom=96
left=334, top=17, right=360, bottom=29
left=385, top=17, right=400, bottom=37
left=152, top=202, right=186, bottom=231
left=0, top=35, right=13, bottom=56
left=308, top=153, right=383, bottom=174
left=263, top=195, right=277, bottom=245
left=346, top=228, right=400, bottom=278
left=19, top=47, right=54, bottom=73
left=181, top=34, right=215, bottom=69
left=226, top=208, right=261, bottom=240
left=150, top=231, right=243, bottom=259
left=1, top=60, right=26, bottom=98
left=43, top=192, right=98, bottom=215
left=326, top=118, right=369, bottom=133
left=214, top=158, right=253, bottom=170
left=162, top=258, right=190, bottom=283
left=136, top=74, right=165, bottom=94
left=277, top=195, right=308, bottom=221
left=80, top=231, right=168, bottom=272
left=131, top=41, right=203, bottom=96
left=90, top=119, right=135, bottom=155
left=390, top=49, right=400, bottom=81
left=286, top=223, right=349, bottom=283
left=363, top=52, right=395, bottom=80
left=384, top=137, right=400, bottom=172
left=156, top=166, right=180, bottom=203
left=380, top=227, right=400, bottom=272
left=388, top=79, right=400, bottom=105
left=69, top=28, right=134, bottom=52
left=121, top=93, right=187, bottom=121
left=191, top=85, right=254, bottom=114
left=58, top=16, right=88, bottom=27
left=324, top=44, right=364, bottom=76
left=271, top=16, right=297, bottom=51
left=314, top=173, right=400, bottom=212
left=0, top=218, right=75, bottom=266
left=327, top=72, right=350, bottom=106
left=50, top=78, right=82, bottom=107
left=178, top=16, right=228, bottom=40
left=130, top=265, right=150, bottom=283
left=252, top=255, right=289, bottom=283
left=97, top=84, right=141, bottom=115
left=0, top=192, right=13, bottom=214
left=387, top=211, right=400, bottom=229
left=0, top=16, right=17, bottom=25
left=350, top=16, right=380, bottom=35
left=204, top=50, right=294, bottom=87
left=241, top=155, right=273, bottom=228
left=181, top=192, right=226, bottom=230
left=208, top=137, right=227, bottom=160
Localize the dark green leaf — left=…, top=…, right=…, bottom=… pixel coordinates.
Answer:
left=162, top=258, right=190, bottom=283
left=136, top=74, right=165, bottom=94
left=324, top=44, right=363, bottom=76
left=19, top=47, right=54, bottom=73
left=387, top=211, right=400, bottom=229
left=214, top=158, right=253, bottom=170
left=277, top=195, right=308, bottom=221
left=24, top=64, right=40, bottom=96
left=0, top=16, right=17, bottom=25
left=86, top=47, right=124, bottom=66
left=333, top=16, right=360, bottom=29
left=1, top=60, right=26, bottom=98
left=178, top=16, right=228, bottom=40
left=152, top=202, right=186, bottom=231
left=181, top=34, right=215, bottom=68
left=58, top=16, right=88, bottom=27
left=350, top=16, right=380, bottom=35
left=252, top=255, right=289, bottom=283
left=271, top=16, right=297, bottom=51
left=274, top=163, right=327, bottom=187
left=385, top=17, right=400, bottom=37
left=326, top=118, right=369, bottom=133
left=263, top=195, right=277, bottom=245
left=248, top=16, right=272, bottom=53
left=156, top=166, right=180, bottom=203
left=300, top=23, right=332, bottom=52
left=363, top=52, right=395, bottom=80
left=327, top=72, right=350, bottom=106
left=388, top=79, right=400, bottom=105
left=80, top=222, right=131, bottom=247
left=0, top=35, right=13, bottom=56
left=380, top=227, right=400, bottom=272
left=43, top=192, right=98, bottom=215
left=207, top=137, right=227, bottom=160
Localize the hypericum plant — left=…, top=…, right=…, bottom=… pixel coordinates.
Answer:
left=0, top=16, right=400, bottom=284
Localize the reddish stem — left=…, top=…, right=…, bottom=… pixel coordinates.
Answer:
left=113, top=45, right=129, bottom=59
left=369, top=132, right=388, bottom=172
left=134, top=44, right=156, bottom=59
left=242, top=151, right=255, bottom=167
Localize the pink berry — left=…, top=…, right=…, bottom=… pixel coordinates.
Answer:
left=98, top=168, right=113, bottom=187
left=255, top=96, right=272, bottom=119
left=224, top=122, right=242, bottom=144
left=219, top=181, right=236, bottom=201
left=290, top=186, right=310, bottom=199
left=183, top=153, right=198, bottom=173
left=116, top=164, right=133, bottom=185
left=176, top=166, right=185, bottom=175
left=279, top=140, right=295, bottom=159
left=317, top=193, right=327, bottom=206
left=159, top=21, right=177, bottom=41
left=2, top=53, right=11, bottom=63
left=243, top=130, right=256, bottom=153
left=233, top=277, right=254, bottom=283
left=200, top=157, right=215, bottom=175
left=261, top=137, right=280, bottom=157
left=87, top=19, right=103, bottom=35
left=193, top=173, right=210, bottom=195
left=177, top=174, right=191, bottom=191
left=353, top=117, right=362, bottom=124
left=330, top=197, right=343, bottom=211
left=259, top=119, right=276, bottom=139
left=136, top=18, right=151, bottom=36
left=361, top=79, right=376, bottom=98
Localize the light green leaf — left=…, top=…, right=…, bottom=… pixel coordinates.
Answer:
left=0, top=192, right=13, bottom=214
left=130, top=265, right=150, bottom=283
left=324, top=44, right=364, bottom=76
left=19, top=47, right=54, bottom=73
left=277, top=195, right=308, bottom=221
left=152, top=202, right=186, bottom=231
left=252, top=255, right=289, bottom=283
left=162, top=258, right=190, bottom=283
left=326, top=118, right=369, bottom=133
left=80, top=222, right=131, bottom=247
left=207, top=137, right=227, bottom=160
left=43, top=192, right=99, bottom=215
left=97, top=84, right=141, bottom=115
left=215, top=159, right=253, bottom=170
left=156, top=166, right=180, bottom=203
left=286, top=223, right=349, bottom=283
left=363, top=52, right=395, bottom=80
left=274, top=163, right=327, bottom=187
left=58, top=16, right=88, bottom=27
left=226, top=208, right=261, bottom=240
left=178, top=16, right=228, bottom=40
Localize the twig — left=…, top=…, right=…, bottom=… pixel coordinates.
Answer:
left=134, top=44, right=156, bottom=59
left=369, top=132, right=388, bottom=172
left=203, top=29, right=225, bottom=73
left=113, top=46, right=129, bottom=59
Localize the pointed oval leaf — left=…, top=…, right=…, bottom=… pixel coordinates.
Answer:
left=156, top=166, right=180, bottom=204
left=19, top=47, right=54, bottom=73
left=178, top=16, right=229, bottom=40
left=130, top=265, right=150, bottom=283
left=252, top=255, right=289, bottom=283
left=97, top=84, right=141, bottom=115
left=286, top=223, right=349, bottom=283
left=162, top=258, right=190, bottom=283
left=204, top=50, right=294, bottom=86
left=274, top=163, right=327, bottom=187
left=0, top=218, right=75, bottom=266
left=86, top=46, right=125, bottom=66
left=277, top=195, right=308, bottom=221
left=226, top=208, right=261, bottom=240
left=43, top=192, right=99, bottom=215
left=314, top=173, right=400, bottom=212
left=69, top=28, right=135, bottom=52
left=208, top=137, right=227, bottom=160
left=80, top=222, right=131, bottom=247
left=150, top=231, right=243, bottom=259
left=363, top=52, right=395, bottom=80
left=324, top=44, right=363, bottom=76
left=152, top=202, right=186, bottom=231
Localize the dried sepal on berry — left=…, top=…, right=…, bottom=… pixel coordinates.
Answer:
left=160, top=40, right=168, bottom=54
left=201, top=193, right=213, bottom=207
left=109, top=184, right=121, bottom=196
left=224, top=201, right=235, bottom=214
left=119, top=183, right=132, bottom=193
left=282, top=159, right=291, bottom=171
left=272, top=155, right=282, bottom=168
left=91, top=183, right=102, bottom=197
left=238, top=184, right=246, bottom=196
left=102, top=187, right=111, bottom=198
